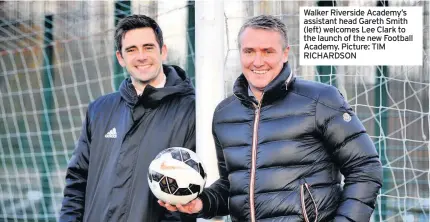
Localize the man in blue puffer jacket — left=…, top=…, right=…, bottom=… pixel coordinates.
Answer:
left=161, top=15, right=383, bottom=222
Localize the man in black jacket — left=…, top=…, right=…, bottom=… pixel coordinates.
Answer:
left=162, top=15, right=382, bottom=222
left=60, top=15, right=196, bottom=222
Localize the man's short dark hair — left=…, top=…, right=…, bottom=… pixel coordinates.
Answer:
left=238, top=15, right=289, bottom=49
left=114, top=14, right=164, bottom=54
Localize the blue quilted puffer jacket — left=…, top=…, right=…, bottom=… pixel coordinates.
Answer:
left=198, top=62, right=383, bottom=222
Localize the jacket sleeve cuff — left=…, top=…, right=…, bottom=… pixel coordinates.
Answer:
left=196, top=191, right=211, bottom=218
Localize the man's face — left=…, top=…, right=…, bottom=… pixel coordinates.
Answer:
left=116, top=27, right=167, bottom=86
left=239, top=28, right=289, bottom=91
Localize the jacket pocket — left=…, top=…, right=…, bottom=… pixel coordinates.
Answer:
left=300, top=182, right=318, bottom=222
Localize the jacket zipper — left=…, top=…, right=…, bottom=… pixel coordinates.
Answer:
left=239, top=71, right=293, bottom=221
left=300, top=184, right=309, bottom=222
left=250, top=95, right=263, bottom=222
left=300, top=183, right=318, bottom=222
left=123, top=111, right=149, bottom=221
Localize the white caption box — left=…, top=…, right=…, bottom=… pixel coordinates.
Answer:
left=299, top=7, right=423, bottom=66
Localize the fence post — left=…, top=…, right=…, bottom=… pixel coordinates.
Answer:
left=316, top=0, right=336, bottom=86
left=186, top=1, right=195, bottom=85
left=374, top=1, right=389, bottom=221
left=113, top=1, right=131, bottom=90
left=40, top=14, right=55, bottom=221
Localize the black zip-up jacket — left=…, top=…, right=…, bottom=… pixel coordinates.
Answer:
left=198, top=62, right=383, bottom=222
left=60, top=65, right=196, bottom=222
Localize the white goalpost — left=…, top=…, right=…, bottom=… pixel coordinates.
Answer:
left=195, top=0, right=226, bottom=221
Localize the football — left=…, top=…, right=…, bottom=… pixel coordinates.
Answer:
left=148, top=147, right=207, bottom=205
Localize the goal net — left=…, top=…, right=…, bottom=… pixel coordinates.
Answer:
left=0, top=0, right=429, bottom=222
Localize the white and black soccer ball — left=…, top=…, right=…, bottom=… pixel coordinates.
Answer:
left=148, top=147, right=207, bottom=205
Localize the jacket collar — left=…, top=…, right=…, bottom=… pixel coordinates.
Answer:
left=233, top=62, right=295, bottom=107
left=119, top=64, right=194, bottom=109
